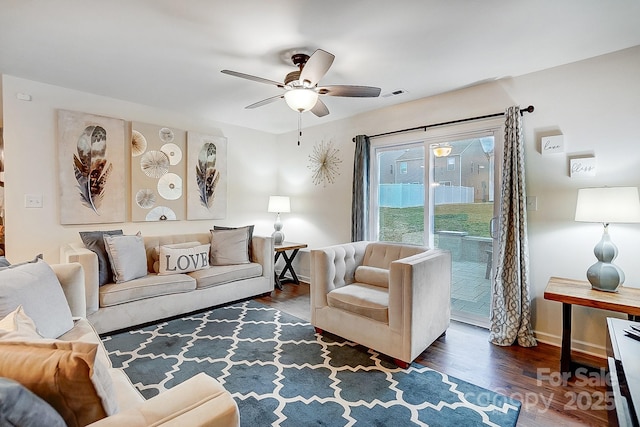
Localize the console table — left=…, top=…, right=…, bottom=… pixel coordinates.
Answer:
left=274, top=242, right=307, bottom=290
left=544, top=277, right=640, bottom=374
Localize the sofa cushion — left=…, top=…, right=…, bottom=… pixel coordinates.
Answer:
left=56, top=319, right=145, bottom=411
left=354, top=266, right=389, bottom=288
left=327, top=283, right=389, bottom=323
left=0, top=305, right=42, bottom=341
left=0, top=254, right=42, bottom=271
left=103, top=233, right=148, bottom=283
left=210, top=227, right=251, bottom=265
left=362, top=242, right=426, bottom=269
left=0, top=339, right=118, bottom=427
left=99, top=274, right=196, bottom=307
left=0, top=377, right=66, bottom=427
left=190, top=262, right=263, bottom=289
left=150, top=241, right=202, bottom=273
left=158, top=242, right=210, bottom=275
left=80, top=230, right=123, bottom=286
left=213, top=224, right=255, bottom=260
left=58, top=318, right=112, bottom=369
left=0, top=259, right=74, bottom=338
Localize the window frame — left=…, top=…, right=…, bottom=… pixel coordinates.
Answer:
left=368, top=118, right=504, bottom=246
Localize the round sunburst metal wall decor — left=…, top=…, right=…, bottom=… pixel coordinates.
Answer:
left=308, top=139, right=342, bottom=187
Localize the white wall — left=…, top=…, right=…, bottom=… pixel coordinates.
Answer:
left=2, top=75, right=279, bottom=263
left=276, top=46, right=640, bottom=356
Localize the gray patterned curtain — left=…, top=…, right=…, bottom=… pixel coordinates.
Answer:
left=489, top=107, right=537, bottom=347
left=351, top=135, right=370, bottom=242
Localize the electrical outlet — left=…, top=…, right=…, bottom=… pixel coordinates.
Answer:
left=24, top=194, right=43, bottom=208
left=526, top=196, right=538, bottom=211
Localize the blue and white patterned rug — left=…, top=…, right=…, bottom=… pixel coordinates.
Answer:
left=102, top=300, right=520, bottom=426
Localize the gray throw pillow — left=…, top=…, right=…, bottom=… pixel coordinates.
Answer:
left=103, top=233, right=148, bottom=283
left=210, top=227, right=251, bottom=265
left=0, top=257, right=10, bottom=268
left=80, top=230, right=123, bottom=286
left=213, top=225, right=255, bottom=260
left=0, top=259, right=74, bottom=338
left=0, top=254, right=42, bottom=271
left=0, top=378, right=66, bottom=427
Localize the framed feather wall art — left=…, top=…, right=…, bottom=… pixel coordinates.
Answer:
left=186, top=132, right=227, bottom=220
left=130, top=122, right=186, bottom=222
left=57, top=110, right=126, bottom=224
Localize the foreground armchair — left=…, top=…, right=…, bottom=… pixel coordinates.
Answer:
left=310, top=241, right=451, bottom=368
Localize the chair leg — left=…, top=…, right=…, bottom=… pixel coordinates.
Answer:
left=394, top=359, right=410, bottom=369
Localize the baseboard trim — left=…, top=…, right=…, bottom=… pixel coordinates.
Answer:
left=534, top=331, right=606, bottom=359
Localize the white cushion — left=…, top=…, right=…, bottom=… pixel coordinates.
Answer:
left=158, top=242, right=210, bottom=275
left=210, top=228, right=250, bottom=265
left=103, top=233, right=148, bottom=283
left=0, top=305, right=42, bottom=341
left=0, top=259, right=74, bottom=338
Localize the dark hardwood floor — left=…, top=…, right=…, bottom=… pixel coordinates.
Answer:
left=256, top=282, right=610, bottom=427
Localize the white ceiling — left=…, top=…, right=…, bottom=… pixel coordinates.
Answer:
left=1, top=0, right=639, bottom=134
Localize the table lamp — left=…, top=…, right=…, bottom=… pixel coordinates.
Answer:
left=268, top=196, right=290, bottom=245
left=575, top=187, right=640, bottom=292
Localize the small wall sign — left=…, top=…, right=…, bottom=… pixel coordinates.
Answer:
left=541, top=135, right=564, bottom=155
left=570, top=156, right=597, bottom=177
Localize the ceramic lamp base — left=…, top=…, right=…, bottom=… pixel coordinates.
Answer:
left=272, top=213, right=285, bottom=245
left=587, top=225, right=624, bottom=292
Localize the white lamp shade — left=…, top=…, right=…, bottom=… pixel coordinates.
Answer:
left=284, top=89, right=318, bottom=112
left=575, top=187, right=640, bottom=223
left=268, top=196, right=291, bottom=213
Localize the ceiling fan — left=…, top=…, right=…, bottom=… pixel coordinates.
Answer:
left=221, top=49, right=381, bottom=117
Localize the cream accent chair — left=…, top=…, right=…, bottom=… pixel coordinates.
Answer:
left=311, top=241, right=451, bottom=368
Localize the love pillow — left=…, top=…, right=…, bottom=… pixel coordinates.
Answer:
left=158, top=243, right=210, bottom=275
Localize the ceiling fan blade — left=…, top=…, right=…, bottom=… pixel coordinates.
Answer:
left=246, top=94, right=284, bottom=109
left=221, top=70, right=284, bottom=88
left=311, top=98, right=330, bottom=117
left=299, top=49, right=335, bottom=87
left=318, top=85, right=381, bottom=97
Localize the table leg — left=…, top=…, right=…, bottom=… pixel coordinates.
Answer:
left=561, top=302, right=572, bottom=374
left=274, top=252, right=283, bottom=290
left=278, top=249, right=300, bottom=284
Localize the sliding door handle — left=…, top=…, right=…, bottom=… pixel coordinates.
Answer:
left=490, top=217, right=499, bottom=239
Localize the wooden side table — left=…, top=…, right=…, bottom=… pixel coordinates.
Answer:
left=544, top=276, right=640, bottom=374
left=274, top=242, right=307, bottom=290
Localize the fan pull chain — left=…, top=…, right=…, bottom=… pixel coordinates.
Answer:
left=297, top=112, right=302, bottom=146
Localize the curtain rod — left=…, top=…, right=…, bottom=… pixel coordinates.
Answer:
left=353, top=105, right=534, bottom=141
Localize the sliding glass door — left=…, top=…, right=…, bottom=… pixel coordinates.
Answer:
left=429, top=133, right=500, bottom=327
left=372, top=142, right=425, bottom=245
left=371, top=128, right=502, bottom=328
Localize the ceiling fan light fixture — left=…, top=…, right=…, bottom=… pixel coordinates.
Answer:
left=284, top=88, right=319, bottom=112
left=433, top=144, right=452, bottom=157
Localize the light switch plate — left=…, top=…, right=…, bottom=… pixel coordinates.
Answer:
left=24, top=194, right=43, bottom=208
left=526, top=196, right=538, bottom=211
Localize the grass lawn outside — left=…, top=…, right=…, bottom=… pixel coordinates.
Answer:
left=379, top=203, right=494, bottom=242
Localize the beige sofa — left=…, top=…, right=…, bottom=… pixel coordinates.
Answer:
left=310, top=241, right=451, bottom=367
left=52, top=262, right=240, bottom=426
left=62, top=232, right=274, bottom=334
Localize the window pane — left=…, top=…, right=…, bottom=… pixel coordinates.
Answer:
left=376, top=145, right=425, bottom=245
